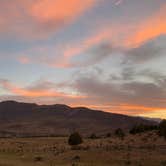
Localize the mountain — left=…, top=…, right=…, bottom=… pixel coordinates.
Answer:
left=0, top=100, right=157, bottom=137
left=141, top=117, right=162, bottom=123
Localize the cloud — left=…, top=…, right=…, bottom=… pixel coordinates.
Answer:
left=17, top=27, right=117, bottom=68
left=69, top=42, right=114, bottom=67
left=124, top=35, right=166, bottom=63
left=114, top=0, right=124, bottom=6
left=54, top=3, right=166, bottom=67
left=0, top=79, right=83, bottom=98
left=70, top=70, right=166, bottom=116
left=125, top=5, right=166, bottom=48
left=0, top=68, right=166, bottom=118
left=0, top=0, right=97, bottom=39
left=30, top=0, right=96, bottom=23
left=18, top=56, right=30, bottom=64
left=12, top=3, right=166, bottom=68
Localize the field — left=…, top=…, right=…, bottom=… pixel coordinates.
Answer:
left=0, top=132, right=166, bottom=166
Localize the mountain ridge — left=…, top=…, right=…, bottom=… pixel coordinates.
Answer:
left=0, top=100, right=157, bottom=137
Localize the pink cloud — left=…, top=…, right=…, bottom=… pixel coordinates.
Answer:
left=0, top=0, right=97, bottom=39
left=0, top=79, right=85, bottom=98
left=30, top=0, right=96, bottom=24
left=115, top=0, right=123, bottom=6
left=15, top=2, right=166, bottom=68
left=125, top=5, right=166, bottom=48
left=18, top=56, right=30, bottom=64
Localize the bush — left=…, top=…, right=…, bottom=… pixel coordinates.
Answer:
left=72, top=155, right=80, bottom=161
left=68, top=132, right=83, bottom=145
left=89, top=133, right=98, bottom=139
left=34, top=156, right=43, bottom=162
left=130, top=124, right=158, bottom=134
left=114, top=128, right=125, bottom=139
left=106, top=133, right=111, bottom=138
left=158, top=120, right=166, bottom=139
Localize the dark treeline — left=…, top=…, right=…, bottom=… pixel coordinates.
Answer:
left=130, top=120, right=166, bottom=139
left=129, top=124, right=158, bottom=134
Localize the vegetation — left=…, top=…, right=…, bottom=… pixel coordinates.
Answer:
left=114, top=128, right=125, bottom=139
left=129, top=124, right=158, bottom=134
left=128, top=120, right=166, bottom=140
left=89, top=133, right=98, bottom=139
left=106, top=132, right=111, bottom=138
left=158, top=120, right=166, bottom=139
left=0, top=132, right=165, bottom=166
left=68, top=132, right=83, bottom=145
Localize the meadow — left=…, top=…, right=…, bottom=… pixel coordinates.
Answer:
left=0, top=131, right=165, bottom=166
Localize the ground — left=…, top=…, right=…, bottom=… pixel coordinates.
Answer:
left=0, top=132, right=166, bottom=166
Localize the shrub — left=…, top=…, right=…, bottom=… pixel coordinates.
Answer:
left=72, top=155, right=80, bottom=161
left=68, top=132, right=83, bottom=146
left=106, top=133, right=111, bottom=138
left=130, top=124, right=158, bottom=134
left=158, top=120, right=166, bottom=139
left=89, top=133, right=98, bottom=139
left=114, top=128, right=125, bottom=139
left=34, top=156, right=43, bottom=162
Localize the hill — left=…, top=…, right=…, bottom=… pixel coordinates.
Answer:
left=0, top=100, right=156, bottom=137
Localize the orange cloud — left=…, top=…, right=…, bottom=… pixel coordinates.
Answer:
left=0, top=0, right=97, bottom=38
left=56, top=2, right=166, bottom=68
left=139, top=110, right=166, bottom=119
left=56, top=28, right=116, bottom=67
left=0, top=80, right=84, bottom=98
left=64, top=30, right=110, bottom=58
left=13, top=2, right=166, bottom=68
left=62, top=3, right=166, bottom=53
left=95, top=104, right=166, bottom=119
left=30, top=0, right=96, bottom=23
left=126, top=5, right=166, bottom=48
left=63, top=3, right=166, bottom=55
left=107, top=103, right=166, bottom=118
left=18, top=56, right=30, bottom=64
left=119, top=104, right=161, bottom=112
left=68, top=102, right=166, bottom=118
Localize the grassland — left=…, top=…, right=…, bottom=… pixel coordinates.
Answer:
left=0, top=132, right=165, bottom=166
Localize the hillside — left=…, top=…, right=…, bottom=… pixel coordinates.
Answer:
left=0, top=101, right=156, bottom=137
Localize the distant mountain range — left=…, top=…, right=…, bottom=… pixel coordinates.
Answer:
left=0, top=101, right=157, bottom=137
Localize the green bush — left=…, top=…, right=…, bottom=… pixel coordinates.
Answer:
left=158, top=120, right=166, bottom=139
left=68, top=132, right=83, bottom=145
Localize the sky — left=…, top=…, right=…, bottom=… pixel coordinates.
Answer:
left=0, top=0, right=166, bottom=119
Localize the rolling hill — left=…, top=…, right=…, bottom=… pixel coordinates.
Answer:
left=0, top=100, right=156, bottom=137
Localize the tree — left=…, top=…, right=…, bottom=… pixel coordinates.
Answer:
left=106, top=133, right=111, bottom=138
left=130, top=124, right=158, bottom=135
left=68, top=132, right=83, bottom=145
left=114, top=128, right=125, bottom=139
left=158, top=120, right=166, bottom=139
left=89, top=133, right=98, bottom=139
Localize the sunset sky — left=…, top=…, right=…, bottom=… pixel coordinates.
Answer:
left=0, top=0, right=166, bottom=118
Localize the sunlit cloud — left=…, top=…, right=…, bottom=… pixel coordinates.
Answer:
left=0, top=0, right=97, bottom=39
left=18, top=56, right=30, bottom=64
left=30, top=0, right=96, bottom=24
left=0, top=79, right=84, bottom=98
left=115, top=0, right=123, bottom=6
left=139, top=109, right=166, bottom=119
left=126, top=5, right=166, bottom=48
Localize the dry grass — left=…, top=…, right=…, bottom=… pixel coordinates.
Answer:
left=0, top=132, right=165, bottom=166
